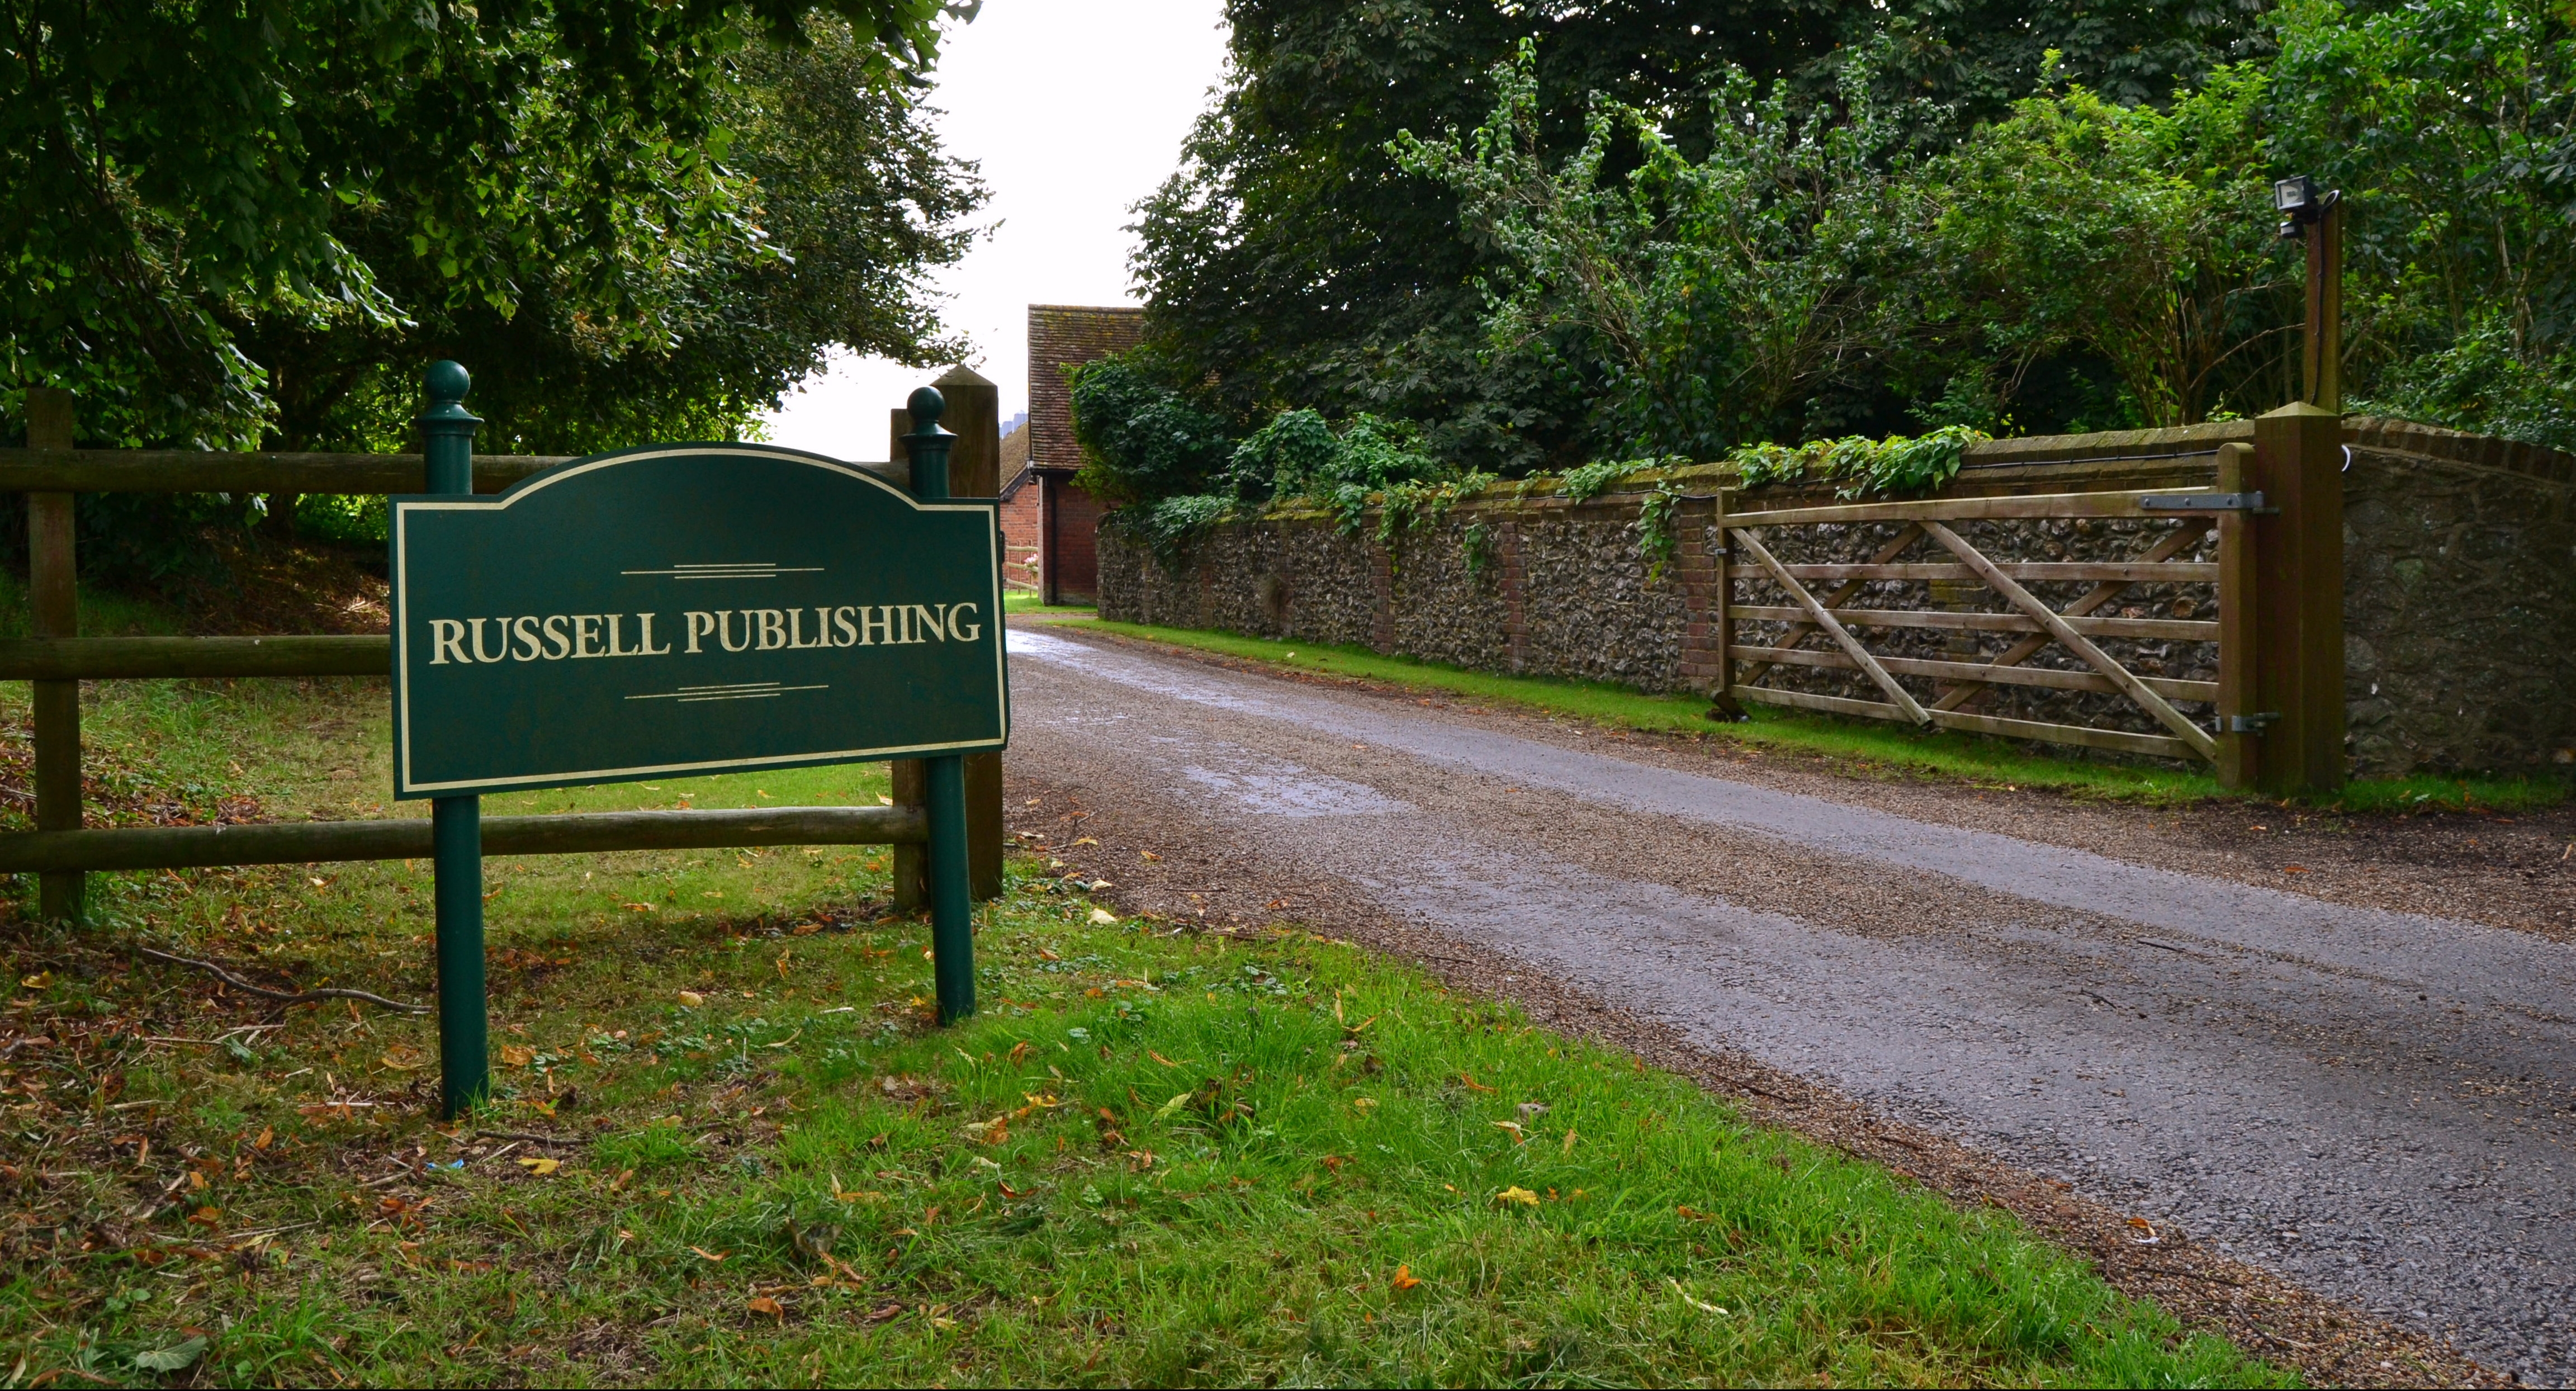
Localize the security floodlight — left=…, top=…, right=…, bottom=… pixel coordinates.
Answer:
left=2275, top=174, right=2340, bottom=239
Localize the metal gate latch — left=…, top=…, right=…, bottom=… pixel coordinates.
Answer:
left=2225, top=712, right=2281, bottom=734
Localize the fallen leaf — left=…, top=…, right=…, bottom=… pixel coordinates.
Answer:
left=1561, top=1128, right=1578, bottom=1156
left=1495, top=1186, right=1540, bottom=1207
left=1148, top=1050, right=1183, bottom=1068
left=1391, top=1265, right=1422, bottom=1291
left=691, top=1246, right=730, bottom=1262
left=1459, top=1072, right=1496, bottom=1094
left=518, top=1157, right=560, bottom=1176
left=748, top=1295, right=784, bottom=1318
left=677, top=990, right=704, bottom=1007
left=130, top=1335, right=207, bottom=1373
left=1090, top=908, right=1119, bottom=925
left=2283, top=865, right=2308, bottom=874
left=380, top=1050, right=424, bottom=1072
left=19, top=972, right=50, bottom=990
left=1153, top=1091, right=1193, bottom=1120
left=1072, top=836, right=1099, bottom=846
left=500, top=1045, right=534, bottom=1068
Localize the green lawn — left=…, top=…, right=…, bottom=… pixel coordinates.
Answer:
left=1055, top=617, right=2568, bottom=815
left=0, top=674, right=2282, bottom=1387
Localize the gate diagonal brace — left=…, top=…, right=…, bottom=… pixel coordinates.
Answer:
left=1730, top=526, right=1932, bottom=726
left=1920, top=522, right=2218, bottom=761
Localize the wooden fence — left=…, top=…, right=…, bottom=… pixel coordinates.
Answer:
left=0, top=386, right=1000, bottom=922
left=1715, top=404, right=2350, bottom=793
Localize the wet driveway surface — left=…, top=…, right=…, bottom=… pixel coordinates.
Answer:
left=1003, top=624, right=2576, bottom=1384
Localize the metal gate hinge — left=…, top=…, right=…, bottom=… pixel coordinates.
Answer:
left=2225, top=712, right=2280, bottom=735
left=2142, top=492, right=2272, bottom=514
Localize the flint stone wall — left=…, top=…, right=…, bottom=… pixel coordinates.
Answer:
left=1098, top=419, right=2576, bottom=778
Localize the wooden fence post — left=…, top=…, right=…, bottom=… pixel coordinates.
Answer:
left=2250, top=403, right=2345, bottom=794
left=23, top=388, right=81, bottom=921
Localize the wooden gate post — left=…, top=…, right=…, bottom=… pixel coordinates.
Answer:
left=23, top=387, right=82, bottom=922
left=2250, top=403, right=2345, bottom=794
left=2213, top=442, right=2257, bottom=789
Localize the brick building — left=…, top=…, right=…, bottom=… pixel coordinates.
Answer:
left=1026, top=304, right=1143, bottom=604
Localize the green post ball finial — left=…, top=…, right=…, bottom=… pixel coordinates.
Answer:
left=425, top=360, right=471, bottom=406
left=907, top=385, right=948, bottom=430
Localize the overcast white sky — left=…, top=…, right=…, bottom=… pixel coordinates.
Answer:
left=757, top=0, right=1232, bottom=458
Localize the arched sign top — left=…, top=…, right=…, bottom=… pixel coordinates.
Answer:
left=389, top=443, right=1008, bottom=798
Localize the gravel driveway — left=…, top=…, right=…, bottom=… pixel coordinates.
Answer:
left=1002, top=622, right=2575, bottom=1385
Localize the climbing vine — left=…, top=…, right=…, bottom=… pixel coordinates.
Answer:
left=1636, top=484, right=1683, bottom=582
left=1728, top=425, right=1986, bottom=498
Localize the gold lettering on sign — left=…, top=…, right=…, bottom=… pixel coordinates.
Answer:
left=424, top=600, right=984, bottom=665
left=469, top=618, right=509, bottom=663
left=909, top=603, right=946, bottom=643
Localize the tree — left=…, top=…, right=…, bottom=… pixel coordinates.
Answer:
left=236, top=16, right=986, bottom=457
left=1128, top=0, right=2270, bottom=471
left=2, top=0, right=963, bottom=450
left=2266, top=0, right=2576, bottom=446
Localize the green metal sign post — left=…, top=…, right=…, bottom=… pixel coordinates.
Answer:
left=901, top=389, right=977, bottom=1024
left=420, top=363, right=487, bottom=1120
left=395, top=366, right=1006, bottom=1115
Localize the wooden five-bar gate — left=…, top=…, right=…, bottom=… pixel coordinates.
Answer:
left=1709, top=404, right=2349, bottom=794
left=0, top=386, right=1003, bottom=925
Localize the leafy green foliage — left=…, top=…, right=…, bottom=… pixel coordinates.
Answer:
left=2267, top=0, right=2576, bottom=446
left=1222, top=408, right=1338, bottom=502
left=2, top=1, right=970, bottom=451
left=1729, top=424, right=1986, bottom=498
left=1068, top=354, right=1239, bottom=507
left=1120, top=494, right=1237, bottom=573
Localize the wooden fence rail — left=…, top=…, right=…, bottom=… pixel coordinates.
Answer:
left=0, top=806, right=924, bottom=873
left=2, top=386, right=981, bottom=921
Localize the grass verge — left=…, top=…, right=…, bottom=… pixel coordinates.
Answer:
left=1056, top=618, right=2568, bottom=815
left=0, top=677, right=2279, bottom=1387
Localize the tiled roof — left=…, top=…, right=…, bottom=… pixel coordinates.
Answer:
left=1028, top=305, right=1144, bottom=470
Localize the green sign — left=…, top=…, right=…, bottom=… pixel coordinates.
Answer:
left=390, top=444, right=1006, bottom=798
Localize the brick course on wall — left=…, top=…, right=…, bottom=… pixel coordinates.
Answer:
left=1098, top=419, right=2576, bottom=779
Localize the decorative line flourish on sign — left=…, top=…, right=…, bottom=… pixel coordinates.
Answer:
left=618, top=562, right=827, bottom=580
left=623, top=681, right=830, bottom=703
